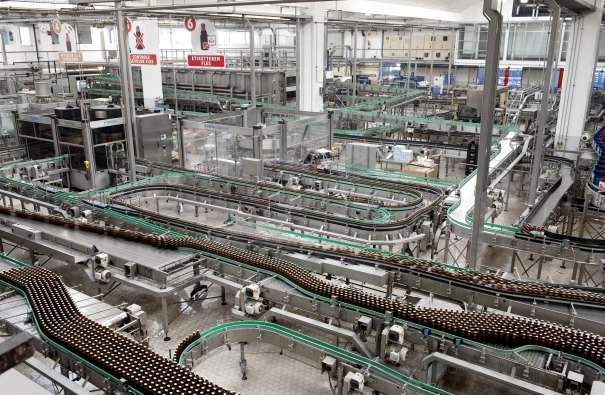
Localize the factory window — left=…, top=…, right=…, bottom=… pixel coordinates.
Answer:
left=77, top=24, right=93, bottom=45
left=507, top=22, right=549, bottom=61
left=51, top=31, right=60, bottom=45
left=19, top=26, right=32, bottom=46
left=106, top=26, right=115, bottom=45
left=1, top=30, right=15, bottom=44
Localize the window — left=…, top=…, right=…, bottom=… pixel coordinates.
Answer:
left=51, top=31, right=60, bottom=45
left=1, top=30, right=15, bottom=44
left=106, top=26, right=115, bottom=45
left=77, top=24, right=92, bottom=44
left=19, top=26, right=32, bottom=46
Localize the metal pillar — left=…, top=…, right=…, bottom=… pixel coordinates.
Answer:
left=528, top=1, right=560, bottom=206
left=246, top=20, right=256, bottom=107
left=50, top=118, right=60, bottom=156
left=80, top=103, right=97, bottom=189
left=116, top=1, right=138, bottom=181
left=447, top=29, right=454, bottom=91
left=176, top=117, right=185, bottom=168
left=239, top=342, right=247, bottom=380
left=161, top=296, right=170, bottom=341
left=295, top=18, right=301, bottom=111
left=252, top=125, right=262, bottom=159
left=173, top=68, right=179, bottom=115
left=279, top=119, right=287, bottom=161
left=0, top=28, right=7, bottom=65
left=352, top=27, right=358, bottom=104
left=469, top=0, right=503, bottom=270
left=406, top=28, right=413, bottom=89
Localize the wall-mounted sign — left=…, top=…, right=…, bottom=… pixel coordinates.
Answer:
left=187, top=54, right=225, bottom=68
left=129, top=53, right=158, bottom=65
left=184, top=16, right=196, bottom=32
left=58, top=52, right=82, bottom=63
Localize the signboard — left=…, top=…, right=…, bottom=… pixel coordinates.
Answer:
left=128, top=19, right=160, bottom=61
left=129, top=54, right=158, bottom=65
left=184, top=16, right=197, bottom=32
left=58, top=52, right=82, bottom=63
left=188, top=19, right=224, bottom=68
left=127, top=18, right=162, bottom=109
left=187, top=54, right=225, bottom=68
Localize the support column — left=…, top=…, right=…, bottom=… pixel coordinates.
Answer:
left=469, top=0, right=503, bottom=270
left=352, top=27, right=358, bottom=105
left=296, top=5, right=325, bottom=112
left=0, top=28, right=7, bottom=65
left=116, top=2, right=138, bottom=182
left=528, top=1, right=560, bottom=206
left=246, top=20, right=256, bottom=107
left=555, top=0, right=605, bottom=156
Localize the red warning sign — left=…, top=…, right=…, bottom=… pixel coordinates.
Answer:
left=129, top=54, right=157, bottom=65
left=187, top=54, right=225, bottom=68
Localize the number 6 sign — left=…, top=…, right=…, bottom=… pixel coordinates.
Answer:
left=184, top=16, right=196, bottom=32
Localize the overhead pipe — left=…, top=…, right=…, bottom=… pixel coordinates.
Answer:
left=469, top=0, right=503, bottom=270
left=78, top=0, right=336, bottom=14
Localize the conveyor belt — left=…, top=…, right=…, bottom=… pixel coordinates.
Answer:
left=0, top=266, right=234, bottom=395
left=100, top=197, right=605, bottom=308
left=110, top=182, right=431, bottom=231
left=1, top=205, right=604, bottom=370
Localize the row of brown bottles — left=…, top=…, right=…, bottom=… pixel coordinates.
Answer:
left=0, top=267, right=235, bottom=395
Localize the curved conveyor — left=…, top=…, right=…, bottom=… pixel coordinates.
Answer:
left=174, top=321, right=453, bottom=395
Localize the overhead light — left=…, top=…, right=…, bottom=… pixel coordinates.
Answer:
left=520, top=0, right=529, bottom=3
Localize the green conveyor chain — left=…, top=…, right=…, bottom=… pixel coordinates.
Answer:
left=1, top=175, right=605, bottom=376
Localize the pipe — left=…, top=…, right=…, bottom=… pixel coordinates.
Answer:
left=469, top=0, right=503, bottom=270
left=528, top=0, right=560, bottom=206
left=79, top=0, right=336, bottom=14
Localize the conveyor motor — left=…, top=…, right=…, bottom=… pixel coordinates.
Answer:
left=380, top=324, right=408, bottom=365
left=92, top=253, right=112, bottom=284
left=235, top=284, right=265, bottom=317
left=344, top=371, right=365, bottom=393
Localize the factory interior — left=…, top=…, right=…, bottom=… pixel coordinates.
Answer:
left=2, top=0, right=605, bottom=394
